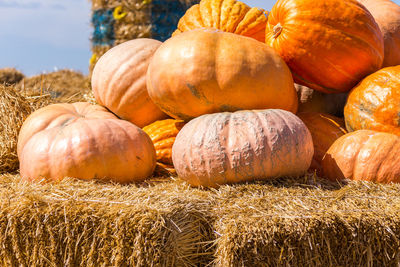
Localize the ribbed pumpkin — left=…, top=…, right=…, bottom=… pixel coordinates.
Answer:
left=296, top=84, right=348, bottom=117
left=91, top=38, right=167, bottom=128
left=265, top=0, right=384, bottom=93
left=147, top=29, right=298, bottom=121
left=358, top=0, right=400, bottom=67
left=143, top=119, right=185, bottom=166
left=297, top=112, right=347, bottom=175
left=172, top=0, right=268, bottom=42
left=18, top=102, right=156, bottom=183
left=322, top=130, right=400, bottom=183
left=344, top=65, right=400, bottom=135
left=172, top=109, right=313, bottom=188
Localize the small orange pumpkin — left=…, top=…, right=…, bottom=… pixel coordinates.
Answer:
left=91, top=38, right=167, bottom=128
left=172, top=109, right=313, bottom=188
left=322, top=130, right=400, bottom=183
left=297, top=112, right=347, bottom=175
left=147, top=29, right=298, bottom=121
left=18, top=102, right=156, bottom=183
left=265, top=0, right=384, bottom=93
left=173, top=0, right=269, bottom=42
left=344, top=65, right=400, bottom=135
left=143, top=119, right=185, bottom=166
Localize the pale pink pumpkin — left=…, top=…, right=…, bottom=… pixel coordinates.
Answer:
left=172, top=109, right=313, bottom=188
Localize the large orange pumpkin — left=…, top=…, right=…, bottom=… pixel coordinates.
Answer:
left=265, top=0, right=384, bottom=93
left=344, top=65, right=400, bottom=135
left=143, top=119, right=185, bottom=166
left=322, top=130, right=400, bottom=183
left=172, top=0, right=269, bottom=42
left=147, top=29, right=298, bottom=121
left=358, top=0, right=400, bottom=67
left=18, top=102, right=156, bottom=183
left=91, top=38, right=167, bottom=128
left=297, top=112, right=347, bottom=175
left=172, top=109, right=313, bottom=188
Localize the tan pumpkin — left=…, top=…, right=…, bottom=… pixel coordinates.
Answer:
left=322, top=130, right=400, bottom=183
left=344, top=65, right=400, bottom=135
left=147, top=29, right=298, bottom=121
left=18, top=102, right=156, bottom=183
left=91, top=38, right=167, bottom=128
left=265, top=0, right=384, bottom=93
left=172, top=109, right=313, bottom=188
left=173, top=0, right=269, bottom=42
left=297, top=112, right=347, bottom=175
left=143, top=119, right=185, bottom=165
left=358, top=0, right=400, bottom=67
left=296, top=84, right=348, bottom=117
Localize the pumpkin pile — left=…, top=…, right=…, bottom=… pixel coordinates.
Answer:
left=16, top=0, right=400, bottom=187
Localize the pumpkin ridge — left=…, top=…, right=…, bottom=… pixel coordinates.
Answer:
left=293, top=72, right=338, bottom=93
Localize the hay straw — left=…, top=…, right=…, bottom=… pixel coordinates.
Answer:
left=0, top=85, right=53, bottom=173
left=0, top=172, right=399, bottom=265
left=16, top=69, right=90, bottom=103
left=0, top=68, right=24, bottom=85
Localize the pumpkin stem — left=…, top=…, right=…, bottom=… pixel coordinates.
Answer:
left=273, top=23, right=283, bottom=38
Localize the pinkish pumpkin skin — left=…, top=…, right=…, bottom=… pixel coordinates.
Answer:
left=91, top=38, right=168, bottom=128
left=18, top=102, right=156, bottom=183
left=172, top=109, right=314, bottom=188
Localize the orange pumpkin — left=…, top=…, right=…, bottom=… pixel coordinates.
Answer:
left=147, top=29, right=298, bottom=121
left=344, top=65, right=400, bottom=135
left=297, top=112, right=347, bottom=175
left=18, top=102, right=156, bottom=183
left=91, top=38, right=167, bottom=128
left=172, top=109, right=313, bottom=188
left=265, top=0, right=384, bottom=93
left=296, top=84, right=348, bottom=117
left=358, top=0, right=400, bottom=67
left=322, top=130, right=400, bottom=183
left=143, top=119, right=185, bottom=166
left=173, top=0, right=269, bottom=42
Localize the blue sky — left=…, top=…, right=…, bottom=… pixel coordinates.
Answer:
left=0, top=0, right=398, bottom=76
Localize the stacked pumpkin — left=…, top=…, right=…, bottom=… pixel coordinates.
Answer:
left=17, top=0, right=400, bottom=186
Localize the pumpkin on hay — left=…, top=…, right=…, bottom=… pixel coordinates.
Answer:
left=172, top=0, right=269, bottom=42
left=143, top=119, right=185, bottom=174
left=322, top=130, right=400, bottom=183
left=297, top=112, right=347, bottom=175
left=18, top=102, right=156, bottom=183
left=344, top=65, right=400, bottom=135
left=91, top=38, right=167, bottom=128
left=358, top=0, right=400, bottom=67
left=265, top=0, right=384, bottom=93
left=172, top=109, right=313, bottom=188
left=147, top=29, right=298, bottom=121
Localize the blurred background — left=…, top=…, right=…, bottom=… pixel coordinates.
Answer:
left=0, top=0, right=397, bottom=76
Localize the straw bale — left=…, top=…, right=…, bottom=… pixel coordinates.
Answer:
left=0, top=174, right=215, bottom=266
left=0, top=85, right=52, bottom=173
left=16, top=69, right=90, bottom=103
left=0, top=68, right=25, bottom=85
left=212, top=176, right=400, bottom=266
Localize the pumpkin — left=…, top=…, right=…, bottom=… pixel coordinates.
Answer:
left=172, top=109, right=313, bottom=188
left=147, top=29, right=298, bottom=121
left=358, top=0, right=400, bottom=67
left=344, top=65, right=400, bottom=135
left=91, top=38, right=167, bottom=128
left=143, top=119, right=185, bottom=166
left=322, top=130, right=400, bottom=183
left=296, top=84, right=348, bottom=117
left=172, top=0, right=269, bottom=42
left=265, top=0, right=384, bottom=93
left=297, top=112, right=347, bottom=175
left=18, top=102, right=156, bottom=183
